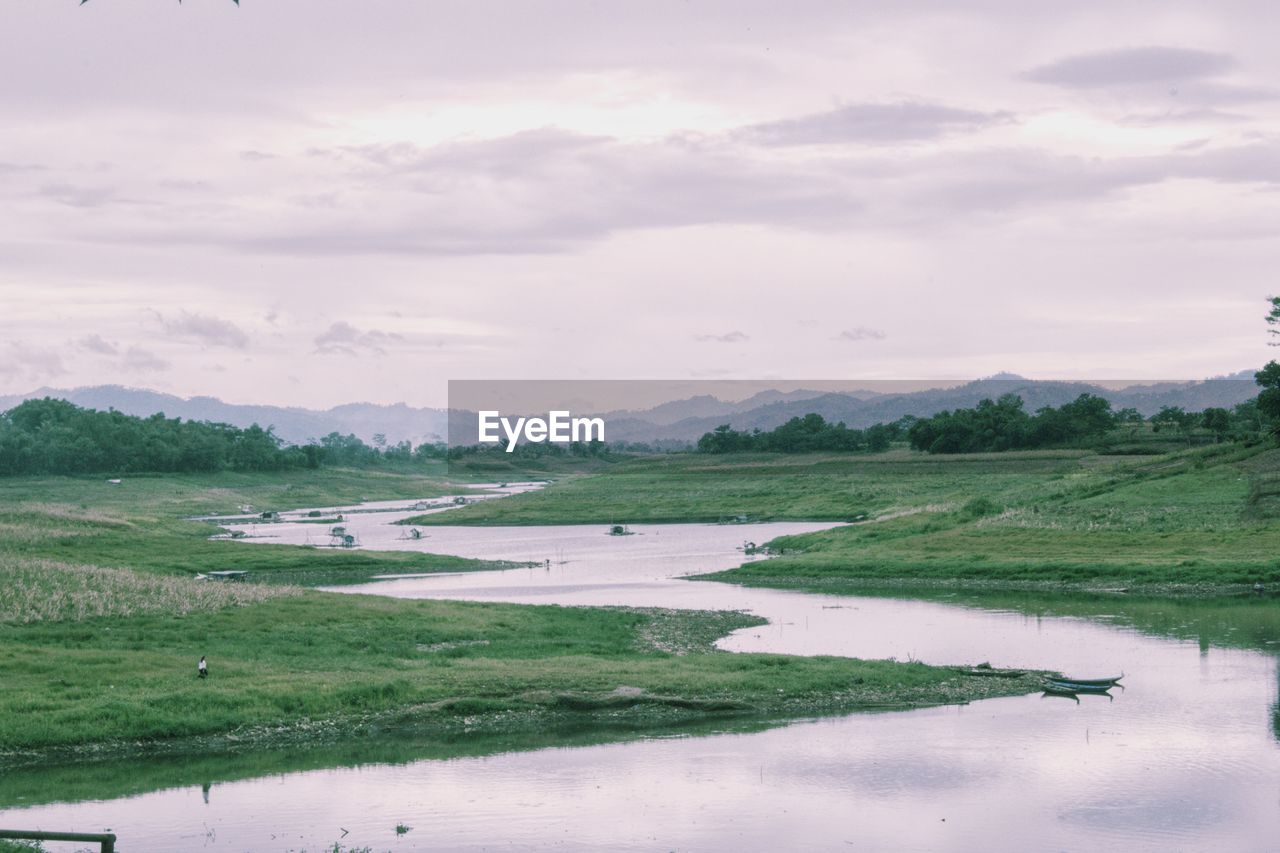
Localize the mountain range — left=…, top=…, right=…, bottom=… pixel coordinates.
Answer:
left=0, top=386, right=448, bottom=446
left=2, top=372, right=1262, bottom=448
left=595, top=374, right=1261, bottom=445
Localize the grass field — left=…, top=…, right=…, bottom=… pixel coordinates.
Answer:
left=0, top=469, right=520, bottom=588
left=7, top=441, right=1272, bottom=766
left=713, top=443, right=1280, bottom=592
left=412, top=448, right=1092, bottom=524
left=420, top=443, right=1280, bottom=591
left=0, top=466, right=1036, bottom=768
left=0, top=591, right=1035, bottom=766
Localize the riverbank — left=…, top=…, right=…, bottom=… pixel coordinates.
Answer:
left=695, top=572, right=1276, bottom=599
left=0, top=469, right=525, bottom=588
left=0, top=590, right=1037, bottom=770
left=417, top=448, right=1100, bottom=525
left=0, top=470, right=1039, bottom=770
left=420, top=443, right=1280, bottom=591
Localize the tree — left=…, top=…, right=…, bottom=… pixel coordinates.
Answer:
left=1151, top=406, right=1196, bottom=445
left=1257, top=361, right=1280, bottom=440
left=0, top=398, right=312, bottom=475
left=864, top=423, right=893, bottom=452
left=1031, top=393, right=1114, bottom=446
left=1201, top=408, right=1231, bottom=443
left=1268, top=295, right=1280, bottom=345
left=697, top=424, right=745, bottom=453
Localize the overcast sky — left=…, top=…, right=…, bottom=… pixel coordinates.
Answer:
left=2, top=1, right=1277, bottom=408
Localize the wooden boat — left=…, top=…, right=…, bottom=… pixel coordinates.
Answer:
left=1049, top=674, right=1122, bottom=687
left=1043, top=674, right=1122, bottom=692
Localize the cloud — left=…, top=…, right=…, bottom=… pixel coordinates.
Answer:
left=743, top=102, right=1012, bottom=145
left=835, top=327, right=887, bottom=342
left=1173, top=81, right=1280, bottom=105
left=313, top=321, right=403, bottom=356
left=348, top=128, right=608, bottom=174
left=119, top=129, right=862, bottom=257
left=64, top=124, right=1280, bottom=263
left=0, top=161, right=44, bottom=175
left=694, top=331, right=750, bottom=343
left=37, top=182, right=137, bottom=208
left=160, top=311, right=250, bottom=348
left=77, top=334, right=119, bottom=355
left=1022, top=47, right=1234, bottom=88
left=1, top=2, right=1276, bottom=405
left=2, top=341, right=67, bottom=381
left=120, top=346, right=170, bottom=373
left=73, top=335, right=167, bottom=372
left=1119, top=108, right=1250, bottom=127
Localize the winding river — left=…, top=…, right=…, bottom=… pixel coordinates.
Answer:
left=2, top=487, right=1277, bottom=851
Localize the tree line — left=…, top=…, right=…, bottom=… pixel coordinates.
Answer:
left=699, top=299, right=1280, bottom=456
left=903, top=393, right=1274, bottom=454
left=697, top=383, right=1279, bottom=456
left=0, top=398, right=441, bottom=476
left=696, top=413, right=905, bottom=454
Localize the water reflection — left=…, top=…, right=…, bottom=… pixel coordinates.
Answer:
left=1273, top=674, right=1280, bottom=743
left=0, top=715, right=791, bottom=811
left=869, top=587, right=1280, bottom=655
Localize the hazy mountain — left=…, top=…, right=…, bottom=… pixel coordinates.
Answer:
left=1208, top=369, right=1258, bottom=381
left=0, top=386, right=446, bottom=446
left=4, top=374, right=1260, bottom=449
left=599, top=377, right=1263, bottom=444
left=598, top=388, right=835, bottom=426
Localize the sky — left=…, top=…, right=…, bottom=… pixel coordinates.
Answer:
left=2, top=0, right=1277, bottom=408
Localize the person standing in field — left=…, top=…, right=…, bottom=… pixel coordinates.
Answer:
left=198, top=656, right=208, bottom=679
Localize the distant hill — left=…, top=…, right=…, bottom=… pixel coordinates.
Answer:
left=598, top=388, right=837, bottom=426
left=598, top=377, right=1261, bottom=444
left=4, top=374, right=1261, bottom=449
left=0, top=386, right=446, bottom=446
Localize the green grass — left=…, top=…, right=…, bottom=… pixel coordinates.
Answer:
left=0, top=592, right=1032, bottom=765
left=411, top=448, right=1090, bottom=525
left=0, top=467, right=457, bottom=518
left=707, top=443, right=1280, bottom=591
left=0, top=466, right=1037, bottom=768
left=425, top=443, right=1280, bottom=591
left=0, top=469, right=524, bottom=586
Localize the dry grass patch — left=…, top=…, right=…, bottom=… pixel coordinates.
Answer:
left=0, top=557, right=295, bottom=624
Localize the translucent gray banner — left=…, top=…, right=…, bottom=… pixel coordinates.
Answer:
left=446, top=377, right=1259, bottom=465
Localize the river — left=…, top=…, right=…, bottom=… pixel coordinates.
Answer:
left=2, top=488, right=1277, bottom=851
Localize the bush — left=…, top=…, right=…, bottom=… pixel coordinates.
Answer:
left=960, top=497, right=1003, bottom=519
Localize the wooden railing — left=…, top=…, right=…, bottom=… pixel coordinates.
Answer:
left=0, top=829, right=117, bottom=852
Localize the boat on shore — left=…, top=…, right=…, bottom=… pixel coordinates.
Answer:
left=1043, top=674, right=1123, bottom=693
